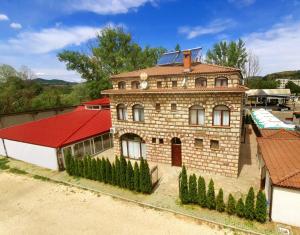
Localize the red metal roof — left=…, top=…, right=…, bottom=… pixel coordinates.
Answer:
left=0, top=109, right=112, bottom=148
left=83, top=97, right=110, bottom=106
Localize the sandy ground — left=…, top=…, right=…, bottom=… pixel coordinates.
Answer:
left=0, top=172, right=231, bottom=235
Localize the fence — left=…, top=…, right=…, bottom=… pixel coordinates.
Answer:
left=150, top=165, right=159, bottom=187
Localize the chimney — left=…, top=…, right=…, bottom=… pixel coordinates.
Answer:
left=183, top=50, right=192, bottom=72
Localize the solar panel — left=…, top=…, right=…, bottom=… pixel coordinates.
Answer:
left=157, top=47, right=202, bottom=65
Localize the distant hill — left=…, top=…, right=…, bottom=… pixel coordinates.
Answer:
left=33, top=78, right=78, bottom=86
left=264, top=70, right=300, bottom=80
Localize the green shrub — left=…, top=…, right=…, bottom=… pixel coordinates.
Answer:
left=120, top=156, right=127, bottom=188
left=255, top=190, right=267, bottom=223
left=96, top=158, right=101, bottom=181
left=33, top=175, right=50, bottom=181
left=245, top=187, right=255, bottom=220
left=64, top=151, right=71, bottom=174
left=179, top=165, right=189, bottom=204
left=126, top=161, right=134, bottom=190
left=115, top=156, right=120, bottom=186
left=91, top=158, right=97, bottom=180
left=198, top=176, right=206, bottom=207
left=206, top=179, right=216, bottom=210
left=74, top=159, right=79, bottom=176
left=142, top=160, right=152, bottom=194
left=227, top=194, right=236, bottom=215
left=105, top=159, right=112, bottom=183
left=69, top=157, right=75, bottom=176
left=79, top=159, right=84, bottom=177
left=189, top=174, right=197, bottom=203
left=111, top=163, right=116, bottom=185
left=83, top=157, right=88, bottom=178
left=87, top=156, right=92, bottom=179
left=134, top=162, right=140, bottom=192
left=216, top=188, right=225, bottom=212
left=236, top=198, right=245, bottom=218
left=9, top=167, right=27, bottom=175
left=0, top=158, right=10, bottom=170
left=101, top=158, right=107, bottom=183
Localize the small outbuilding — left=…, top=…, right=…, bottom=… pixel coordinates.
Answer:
left=0, top=98, right=112, bottom=170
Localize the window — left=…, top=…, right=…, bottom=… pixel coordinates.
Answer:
left=152, top=138, right=156, bottom=144
left=155, top=103, right=161, bottom=112
left=157, top=81, right=162, bottom=88
left=172, top=81, right=177, bottom=88
left=118, top=81, right=126, bottom=89
left=131, top=81, right=140, bottom=89
left=195, top=138, right=203, bottom=148
left=117, top=104, right=127, bottom=120
left=213, top=105, right=230, bottom=126
left=159, top=138, right=164, bottom=144
left=86, top=105, right=101, bottom=110
left=189, top=105, right=205, bottom=125
left=195, top=77, right=207, bottom=87
left=133, top=104, right=144, bottom=122
left=210, top=140, right=219, bottom=149
left=171, top=103, right=177, bottom=111
left=215, top=77, right=228, bottom=87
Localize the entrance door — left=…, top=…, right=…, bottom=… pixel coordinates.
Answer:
left=171, top=137, right=182, bottom=166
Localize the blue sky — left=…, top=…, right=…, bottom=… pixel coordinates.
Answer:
left=0, top=0, right=300, bottom=82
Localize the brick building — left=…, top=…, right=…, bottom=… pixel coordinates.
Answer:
left=102, top=50, right=247, bottom=177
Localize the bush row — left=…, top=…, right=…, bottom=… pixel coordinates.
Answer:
left=179, top=166, right=267, bottom=223
left=65, top=153, right=152, bottom=194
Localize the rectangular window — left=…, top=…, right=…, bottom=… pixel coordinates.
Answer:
left=210, top=140, right=219, bottom=149
left=94, top=136, right=103, bottom=153
left=171, top=103, right=177, bottom=111
left=172, top=81, right=177, bottom=88
left=195, top=138, right=203, bottom=148
left=159, top=138, right=164, bottom=144
left=155, top=103, right=161, bottom=112
left=157, top=81, right=162, bottom=88
left=152, top=138, right=156, bottom=144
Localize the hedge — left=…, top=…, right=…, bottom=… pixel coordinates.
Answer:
left=65, top=155, right=153, bottom=194
left=178, top=166, right=268, bottom=223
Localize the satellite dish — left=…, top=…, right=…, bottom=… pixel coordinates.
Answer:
left=140, top=72, right=148, bottom=81
left=140, top=81, right=148, bottom=90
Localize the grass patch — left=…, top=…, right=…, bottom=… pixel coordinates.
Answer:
left=0, top=158, right=10, bottom=170
left=33, top=175, right=50, bottom=181
left=9, top=167, right=28, bottom=175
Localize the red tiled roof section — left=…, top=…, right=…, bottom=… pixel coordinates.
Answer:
left=257, top=133, right=300, bottom=189
left=260, top=129, right=300, bottom=138
left=111, top=63, right=240, bottom=79
left=83, top=97, right=110, bottom=106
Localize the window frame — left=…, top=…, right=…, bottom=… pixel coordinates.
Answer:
left=131, top=81, right=140, bottom=89
left=118, top=81, right=126, bottom=89
left=212, top=105, right=230, bottom=126
left=157, top=81, right=162, bottom=88
left=171, top=103, right=177, bottom=112
left=172, top=80, right=177, bottom=88
left=189, top=105, right=205, bottom=126
left=215, top=77, right=228, bottom=87
left=195, top=77, right=207, bottom=88
left=194, top=138, right=203, bottom=148
left=132, top=104, right=145, bottom=122
left=117, top=104, right=127, bottom=121
left=155, top=103, right=161, bottom=112
left=210, top=140, right=220, bottom=150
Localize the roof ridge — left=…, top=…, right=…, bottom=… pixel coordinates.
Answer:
left=57, top=110, right=101, bottom=147
left=276, top=169, right=300, bottom=184
left=202, top=63, right=240, bottom=71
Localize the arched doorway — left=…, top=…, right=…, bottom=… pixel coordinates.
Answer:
left=171, top=137, right=182, bottom=166
left=120, top=133, right=146, bottom=159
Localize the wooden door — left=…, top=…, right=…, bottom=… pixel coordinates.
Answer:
left=172, top=143, right=182, bottom=166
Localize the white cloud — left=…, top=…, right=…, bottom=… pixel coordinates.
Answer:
left=244, top=20, right=300, bottom=75
left=228, top=0, right=255, bottom=7
left=0, top=14, right=9, bottom=21
left=178, top=19, right=235, bottom=39
left=69, top=0, right=154, bottom=15
left=10, top=22, right=22, bottom=29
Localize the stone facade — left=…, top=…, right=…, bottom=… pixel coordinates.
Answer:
left=104, top=70, right=245, bottom=177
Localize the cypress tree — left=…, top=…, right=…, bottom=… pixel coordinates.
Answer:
left=198, top=176, right=207, bottom=207
left=227, top=194, right=236, bottom=215
left=143, top=160, right=152, bottom=194
left=87, top=156, right=92, bottom=179
left=120, top=156, right=127, bottom=188
left=255, top=190, right=267, bottom=223
left=65, top=151, right=71, bottom=174
left=139, top=158, right=145, bottom=192
left=179, top=165, right=189, bottom=204
left=245, top=187, right=255, bottom=220
left=111, top=163, right=116, bottom=185
left=91, top=158, right=97, bottom=180
left=115, top=156, right=121, bottom=186
left=83, top=157, right=88, bottom=178
left=216, top=188, right=225, bottom=212
left=206, top=179, right=216, bottom=210
left=69, top=157, right=75, bottom=176
left=79, top=159, right=84, bottom=177
left=126, top=161, right=134, bottom=190
left=101, top=158, right=107, bottom=183
left=106, top=159, right=112, bottom=184
left=188, top=174, right=197, bottom=203
left=74, top=159, right=79, bottom=176
left=236, top=198, right=245, bottom=218
left=96, top=158, right=101, bottom=181
left=134, top=162, right=140, bottom=192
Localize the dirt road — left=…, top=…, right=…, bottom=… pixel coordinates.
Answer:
left=0, top=172, right=231, bottom=235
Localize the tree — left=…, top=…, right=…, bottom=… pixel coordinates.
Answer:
left=244, top=50, right=261, bottom=79
left=101, top=158, right=107, bottom=183
left=126, top=161, right=134, bottom=190
left=111, top=163, right=116, bottom=185
left=188, top=174, right=197, bottom=203
left=246, top=78, right=279, bottom=89
left=69, top=157, right=75, bottom=176
left=245, top=187, right=255, bottom=220
left=236, top=198, right=245, bottom=218
left=134, top=162, right=140, bottom=192
left=216, top=188, right=225, bottom=212
left=142, top=160, right=152, bottom=194
left=74, top=159, right=79, bottom=176
left=198, top=176, right=207, bottom=207
left=206, top=39, right=247, bottom=72
left=115, top=156, right=121, bottom=186
left=0, top=64, right=18, bottom=82
left=65, top=150, right=72, bottom=175
left=119, top=155, right=127, bottom=188
left=91, top=158, right=97, bottom=180
left=87, top=156, right=92, bottom=179
left=79, top=159, right=84, bottom=177
left=179, top=165, right=189, bottom=204
left=105, top=159, right=112, bottom=184
left=19, top=65, right=36, bottom=80
left=286, top=81, right=300, bottom=95
left=255, top=191, right=267, bottom=223
left=227, top=194, right=236, bottom=215
left=206, top=179, right=216, bottom=210
left=83, top=157, right=88, bottom=178
left=175, top=43, right=181, bottom=51
left=96, top=158, right=101, bottom=181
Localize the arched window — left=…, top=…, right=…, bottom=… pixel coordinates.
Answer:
left=121, top=133, right=146, bottom=159
left=213, top=105, right=230, bottom=126
left=117, top=104, right=127, bottom=120
left=132, top=104, right=144, bottom=122
left=131, top=81, right=140, bottom=89
left=195, top=77, right=207, bottom=88
left=118, top=81, right=126, bottom=89
left=189, top=105, right=205, bottom=125
left=215, top=77, right=228, bottom=87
